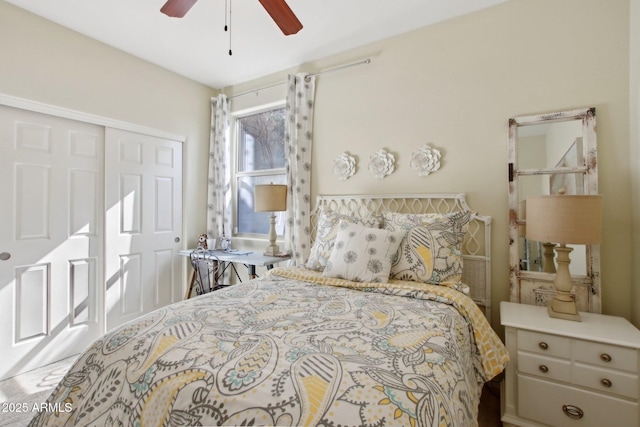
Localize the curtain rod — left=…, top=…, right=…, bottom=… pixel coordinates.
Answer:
left=228, top=58, right=371, bottom=99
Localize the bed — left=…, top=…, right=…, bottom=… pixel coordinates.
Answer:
left=29, top=194, right=508, bottom=427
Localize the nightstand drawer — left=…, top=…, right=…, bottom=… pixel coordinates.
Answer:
left=574, top=340, right=638, bottom=372
left=501, top=302, right=640, bottom=427
left=518, top=375, right=637, bottom=427
left=518, top=330, right=570, bottom=358
left=573, top=362, right=638, bottom=399
left=518, top=351, right=571, bottom=382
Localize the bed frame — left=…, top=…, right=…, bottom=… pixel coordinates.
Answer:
left=309, top=194, right=493, bottom=321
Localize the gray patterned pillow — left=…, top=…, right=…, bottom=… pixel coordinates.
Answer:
left=322, top=220, right=404, bottom=283
left=306, top=209, right=380, bottom=271
left=383, top=211, right=471, bottom=290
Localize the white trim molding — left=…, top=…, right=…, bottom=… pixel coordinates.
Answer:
left=0, top=93, right=186, bottom=142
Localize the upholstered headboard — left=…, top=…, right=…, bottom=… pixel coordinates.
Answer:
left=309, top=194, right=493, bottom=321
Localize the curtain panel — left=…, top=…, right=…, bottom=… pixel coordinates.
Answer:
left=284, top=73, right=316, bottom=265
left=206, top=94, right=231, bottom=244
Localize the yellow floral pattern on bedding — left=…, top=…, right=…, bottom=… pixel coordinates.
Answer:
left=29, top=267, right=508, bottom=427
left=273, top=267, right=508, bottom=380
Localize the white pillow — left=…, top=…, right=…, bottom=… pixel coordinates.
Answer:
left=322, top=220, right=404, bottom=283
left=306, top=209, right=380, bottom=271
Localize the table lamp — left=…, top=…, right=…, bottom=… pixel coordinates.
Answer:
left=254, top=184, right=287, bottom=256
left=525, top=195, right=602, bottom=321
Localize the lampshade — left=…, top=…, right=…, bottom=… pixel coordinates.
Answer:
left=254, top=184, right=287, bottom=212
left=526, top=195, right=602, bottom=244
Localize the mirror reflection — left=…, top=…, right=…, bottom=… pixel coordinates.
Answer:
left=516, top=120, right=583, bottom=174
left=516, top=120, right=587, bottom=275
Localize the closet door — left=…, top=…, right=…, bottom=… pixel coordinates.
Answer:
left=0, top=105, right=104, bottom=380
left=105, top=128, right=183, bottom=331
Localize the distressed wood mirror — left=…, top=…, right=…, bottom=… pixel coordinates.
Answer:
left=508, top=108, right=600, bottom=312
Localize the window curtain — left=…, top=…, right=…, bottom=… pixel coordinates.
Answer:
left=206, top=94, right=231, bottom=245
left=284, top=73, right=316, bottom=265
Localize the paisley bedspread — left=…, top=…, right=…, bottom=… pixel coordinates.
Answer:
left=29, top=267, right=508, bottom=427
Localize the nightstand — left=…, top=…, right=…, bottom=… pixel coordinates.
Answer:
left=501, top=301, right=640, bottom=427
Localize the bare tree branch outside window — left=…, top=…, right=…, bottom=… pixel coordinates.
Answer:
left=236, top=107, right=286, bottom=235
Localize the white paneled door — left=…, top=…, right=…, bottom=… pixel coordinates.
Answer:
left=105, top=128, right=183, bottom=331
left=0, top=104, right=184, bottom=380
left=0, top=105, right=104, bottom=380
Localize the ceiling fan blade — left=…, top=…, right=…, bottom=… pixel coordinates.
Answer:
left=258, top=0, right=303, bottom=35
left=160, top=0, right=198, bottom=18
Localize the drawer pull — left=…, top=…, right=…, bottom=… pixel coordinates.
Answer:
left=600, top=353, right=612, bottom=362
left=601, top=378, right=612, bottom=388
left=562, top=405, right=584, bottom=419
left=538, top=365, right=549, bottom=373
left=538, top=342, right=549, bottom=350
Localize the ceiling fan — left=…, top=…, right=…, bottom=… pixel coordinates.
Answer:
left=160, top=0, right=303, bottom=35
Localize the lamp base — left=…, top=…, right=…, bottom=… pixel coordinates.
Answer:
left=547, top=296, right=581, bottom=321
left=542, top=242, right=557, bottom=273
left=264, top=244, right=280, bottom=257
left=263, top=213, right=280, bottom=256
left=545, top=244, right=582, bottom=322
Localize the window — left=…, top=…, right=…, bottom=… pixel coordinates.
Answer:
left=234, top=105, right=286, bottom=236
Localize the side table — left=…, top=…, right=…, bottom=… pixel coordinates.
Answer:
left=179, top=249, right=290, bottom=298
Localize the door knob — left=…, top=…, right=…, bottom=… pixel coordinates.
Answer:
left=0, top=252, right=11, bottom=261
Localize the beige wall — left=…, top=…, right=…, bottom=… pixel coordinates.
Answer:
left=631, top=0, right=640, bottom=326
left=226, top=0, right=633, bottom=328
left=0, top=1, right=217, bottom=249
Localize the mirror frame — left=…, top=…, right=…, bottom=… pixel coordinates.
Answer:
left=508, top=107, right=600, bottom=313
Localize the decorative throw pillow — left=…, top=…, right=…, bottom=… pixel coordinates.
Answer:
left=306, top=209, right=380, bottom=271
left=382, top=211, right=471, bottom=288
left=322, top=220, right=404, bottom=283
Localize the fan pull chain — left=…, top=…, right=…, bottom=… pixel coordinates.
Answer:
left=224, top=0, right=228, bottom=31
left=228, top=0, right=233, bottom=55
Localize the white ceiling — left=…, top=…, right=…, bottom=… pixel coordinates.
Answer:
left=6, top=0, right=507, bottom=89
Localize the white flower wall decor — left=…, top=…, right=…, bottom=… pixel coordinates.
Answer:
left=333, top=152, right=356, bottom=180
left=410, top=144, right=442, bottom=176
left=368, top=149, right=395, bottom=179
